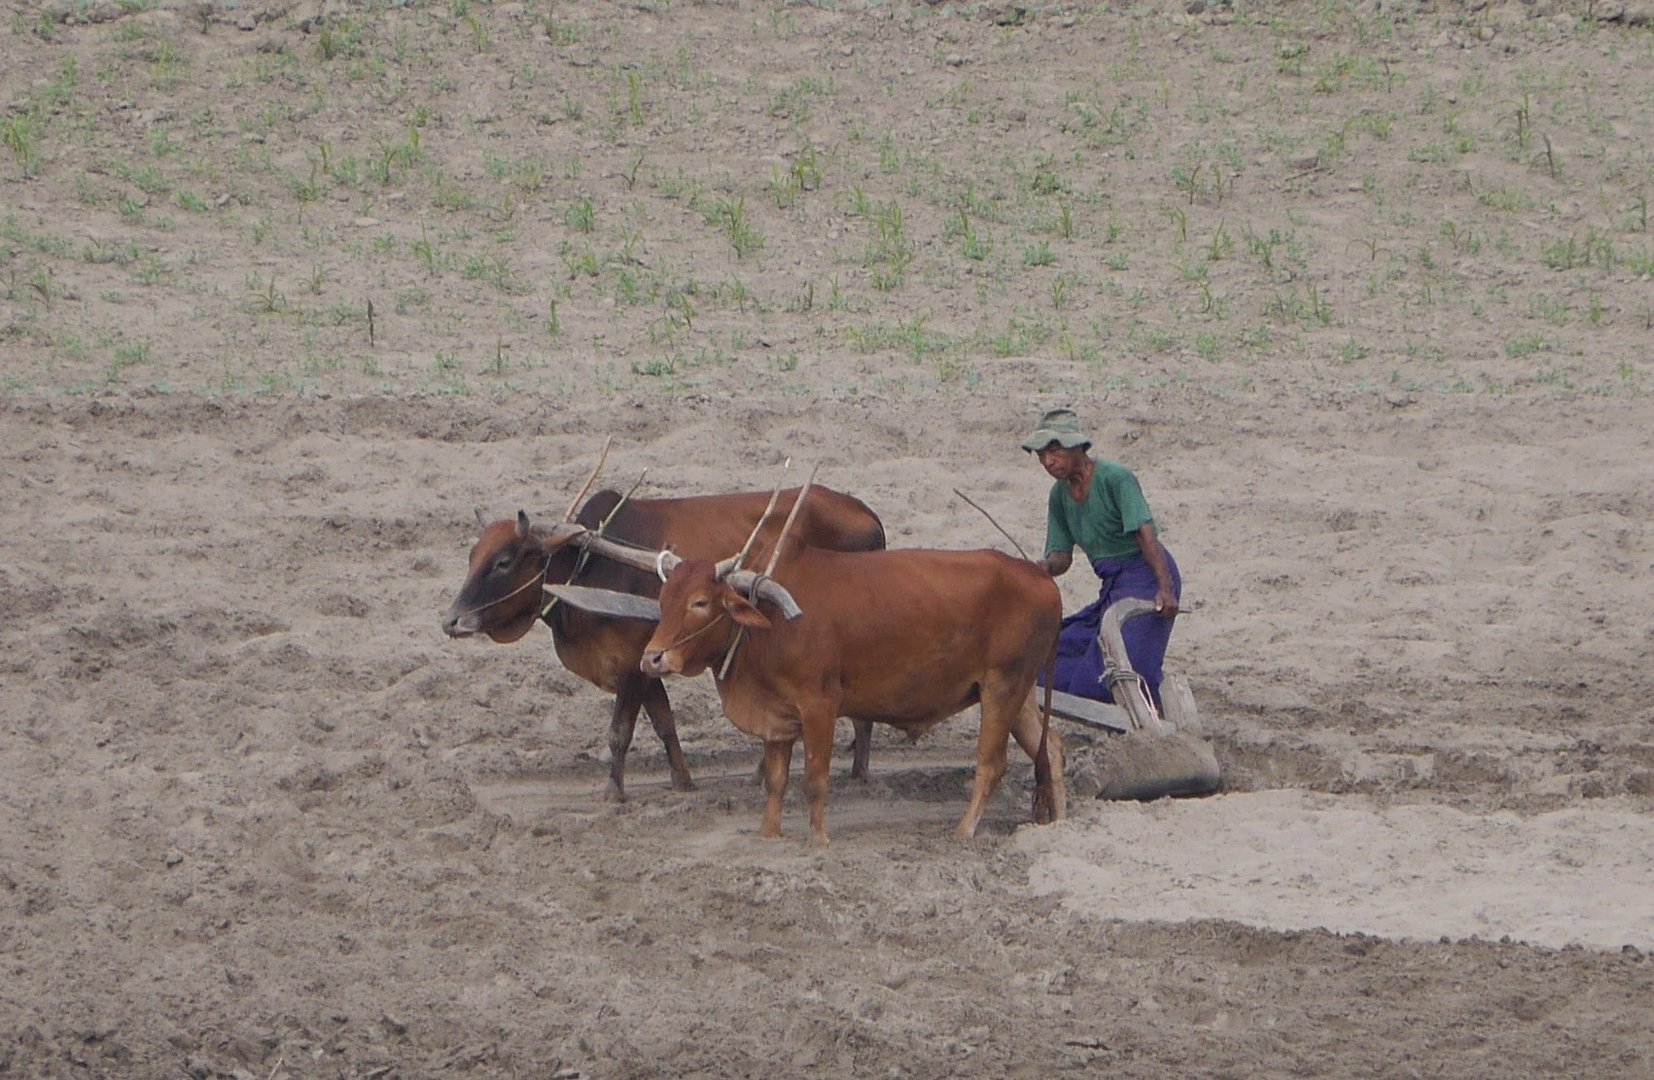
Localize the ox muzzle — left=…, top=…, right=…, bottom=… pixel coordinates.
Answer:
left=441, top=609, right=480, bottom=638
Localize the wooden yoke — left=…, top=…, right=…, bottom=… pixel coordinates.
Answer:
left=539, top=441, right=803, bottom=621
left=542, top=523, right=804, bottom=621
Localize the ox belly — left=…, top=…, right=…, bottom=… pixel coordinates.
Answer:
left=835, top=661, right=989, bottom=738
left=843, top=694, right=978, bottom=742
left=720, top=669, right=982, bottom=745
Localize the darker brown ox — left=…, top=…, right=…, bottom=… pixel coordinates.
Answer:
left=639, top=546, right=1066, bottom=843
left=442, top=487, right=885, bottom=801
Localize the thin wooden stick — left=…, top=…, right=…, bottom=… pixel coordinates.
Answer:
left=721, top=463, right=817, bottom=681
left=596, top=469, right=648, bottom=533
left=719, top=458, right=790, bottom=575
left=762, top=463, right=817, bottom=576
left=952, top=488, right=1032, bottom=561
left=561, top=436, right=614, bottom=522
left=551, top=469, right=650, bottom=610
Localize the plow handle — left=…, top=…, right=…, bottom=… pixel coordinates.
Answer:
left=1098, top=598, right=1178, bottom=737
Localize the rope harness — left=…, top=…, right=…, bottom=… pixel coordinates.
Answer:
left=541, top=487, right=642, bottom=619
left=448, top=557, right=551, bottom=624
left=648, top=576, right=773, bottom=676
left=648, top=608, right=732, bottom=663
left=1100, top=638, right=1164, bottom=728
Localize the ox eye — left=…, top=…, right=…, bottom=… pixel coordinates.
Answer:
left=492, top=555, right=514, bottom=573
left=689, top=598, right=711, bottom=612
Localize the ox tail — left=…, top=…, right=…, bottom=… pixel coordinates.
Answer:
left=1032, top=639, right=1057, bottom=826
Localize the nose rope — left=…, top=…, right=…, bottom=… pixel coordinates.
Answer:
left=652, top=571, right=775, bottom=668
left=449, top=558, right=550, bottom=623
left=649, top=610, right=731, bottom=658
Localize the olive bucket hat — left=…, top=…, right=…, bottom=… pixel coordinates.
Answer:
left=1019, top=408, right=1092, bottom=453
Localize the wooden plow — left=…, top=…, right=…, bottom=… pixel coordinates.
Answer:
left=1046, top=598, right=1222, bottom=801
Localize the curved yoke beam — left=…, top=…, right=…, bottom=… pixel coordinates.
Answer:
left=541, top=522, right=804, bottom=620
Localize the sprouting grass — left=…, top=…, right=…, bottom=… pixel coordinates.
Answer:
left=847, top=315, right=950, bottom=363
left=983, top=313, right=1058, bottom=358
left=687, top=193, right=764, bottom=259
left=2, top=264, right=54, bottom=308
left=0, top=2, right=1647, bottom=403
left=1021, top=241, right=1056, bottom=268
left=370, top=129, right=423, bottom=185
left=105, top=339, right=152, bottom=384
left=247, top=273, right=286, bottom=314
left=2, top=115, right=44, bottom=178
left=565, top=197, right=596, bottom=233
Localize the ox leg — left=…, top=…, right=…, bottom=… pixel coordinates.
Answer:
left=1009, top=695, right=1067, bottom=824
left=848, top=720, right=873, bottom=781
left=603, top=679, right=645, bottom=804
left=759, top=739, right=794, bottom=839
left=803, top=717, right=836, bottom=845
left=639, top=675, right=695, bottom=793
left=953, top=687, right=1019, bottom=840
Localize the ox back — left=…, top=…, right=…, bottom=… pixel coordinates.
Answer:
left=446, top=486, right=884, bottom=801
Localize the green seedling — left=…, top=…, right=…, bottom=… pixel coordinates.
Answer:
left=1536, top=133, right=1560, bottom=179
left=1162, top=205, right=1188, bottom=242
left=3, top=116, right=43, bottom=177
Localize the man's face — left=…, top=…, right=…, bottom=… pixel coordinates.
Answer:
left=1036, top=444, right=1086, bottom=480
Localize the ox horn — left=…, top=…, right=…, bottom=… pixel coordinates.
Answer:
left=543, top=584, right=662, bottom=621
left=722, top=569, right=803, bottom=620
left=716, top=465, right=816, bottom=679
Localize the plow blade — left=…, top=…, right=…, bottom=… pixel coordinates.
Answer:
left=1048, top=599, right=1222, bottom=801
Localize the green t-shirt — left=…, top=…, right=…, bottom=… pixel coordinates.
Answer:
left=1045, top=459, right=1155, bottom=562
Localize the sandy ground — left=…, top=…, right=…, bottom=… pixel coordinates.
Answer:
left=3, top=1, right=1654, bottom=1077
left=5, top=388, right=1651, bottom=1077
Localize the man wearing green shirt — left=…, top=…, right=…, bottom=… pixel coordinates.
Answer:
left=1022, top=408, right=1182, bottom=708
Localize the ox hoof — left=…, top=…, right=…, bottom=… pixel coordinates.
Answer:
left=602, top=786, right=628, bottom=805
left=670, top=778, right=697, bottom=793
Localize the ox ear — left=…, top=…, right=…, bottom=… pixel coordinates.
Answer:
left=722, top=590, right=772, bottom=631
left=516, top=509, right=531, bottom=538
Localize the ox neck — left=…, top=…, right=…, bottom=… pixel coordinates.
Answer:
left=536, top=545, right=585, bottom=629
left=710, top=619, right=751, bottom=684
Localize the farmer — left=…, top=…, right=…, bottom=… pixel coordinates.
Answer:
left=1022, top=408, right=1182, bottom=709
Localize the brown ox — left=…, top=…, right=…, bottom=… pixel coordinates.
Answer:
left=638, top=546, right=1066, bottom=843
left=441, top=488, right=885, bottom=801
